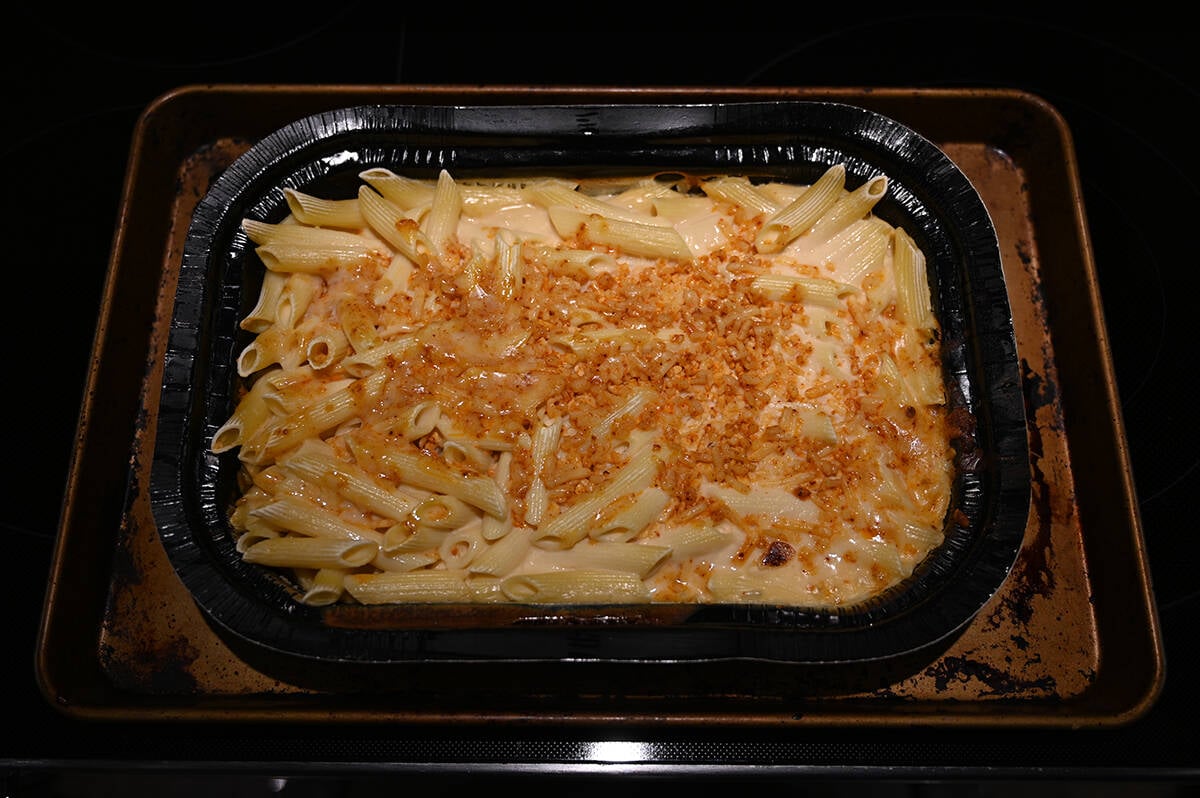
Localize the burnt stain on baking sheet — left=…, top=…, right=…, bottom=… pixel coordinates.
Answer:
left=107, top=518, right=144, bottom=589
left=99, top=636, right=201, bottom=695
left=99, top=523, right=203, bottom=697
left=100, top=429, right=205, bottom=695
left=925, top=653, right=1056, bottom=697
left=986, top=225, right=1060, bottom=632
left=100, top=537, right=203, bottom=695
left=1001, top=348, right=1059, bottom=628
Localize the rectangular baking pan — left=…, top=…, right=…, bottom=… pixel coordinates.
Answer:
left=35, top=84, right=1163, bottom=727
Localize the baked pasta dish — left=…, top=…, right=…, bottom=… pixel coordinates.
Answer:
left=211, top=164, right=954, bottom=608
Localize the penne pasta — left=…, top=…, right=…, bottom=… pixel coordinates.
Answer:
left=589, top=487, right=671, bottom=543
left=468, top=526, right=534, bottom=577
left=358, top=185, right=434, bottom=266
left=802, top=174, right=889, bottom=247
left=533, top=440, right=660, bottom=550
left=298, top=567, right=349, bottom=607
left=368, top=447, right=508, bottom=520
left=422, top=169, right=463, bottom=255
left=359, top=167, right=435, bottom=209
left=278, top=439, right=423, bottom=522
left=214, top=164, right=953, bottom=609
left=240, top=269, right=288, bottom=333
left=755, top=163, right=846, bottom=253
left=241, top=536, right=378, bottom=570
left=894, top=226, right=937, bottom=332
left=344, top=570, right=472, bottom=604
left=247, top=494, right=384, bottom=544
left=748, top=274, right=858, bottom=308
left=550, top=540, right=672, bottom=578
left=282, top=187, right=365, bottom=229
left=546, top=205, right=693, bottom=261
left=499, top=569, right=652, bottom=604
left=238, top=370, right=386, bottom=465
left=700, top=175, right=780, bottom=221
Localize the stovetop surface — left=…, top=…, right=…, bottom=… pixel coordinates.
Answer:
left=4, top=8, right=1197, bottom=781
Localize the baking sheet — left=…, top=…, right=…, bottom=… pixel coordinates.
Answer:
left=35, top=85, right=1163, bottom=728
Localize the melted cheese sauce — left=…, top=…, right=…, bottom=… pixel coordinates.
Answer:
left=220, top=170, right=954, bottom=608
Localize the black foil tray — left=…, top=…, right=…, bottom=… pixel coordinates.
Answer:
left=149, top=101, right=1030, bottom=665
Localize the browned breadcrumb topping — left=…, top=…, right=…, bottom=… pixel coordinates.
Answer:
left=221, top=170, right=955, bottom=607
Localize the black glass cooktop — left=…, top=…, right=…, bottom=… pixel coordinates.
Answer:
left=4, top=7, right=1197, bottom=787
